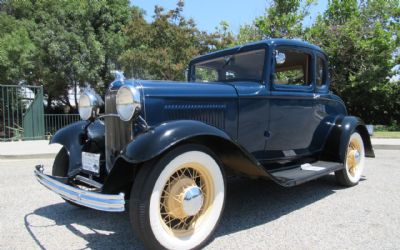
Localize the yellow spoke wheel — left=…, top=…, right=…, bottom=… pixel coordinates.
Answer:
left=130, top=145, right=225, bottom=250
left=159, top=163, right=214, bottom=236
left=346, top=137, right=362, bottom=177
left=335, top=132, right=365, bottom=186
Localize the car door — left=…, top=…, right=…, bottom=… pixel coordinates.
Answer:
left=265, top=46, right=320, bottom=159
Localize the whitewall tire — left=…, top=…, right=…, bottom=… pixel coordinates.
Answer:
left=130, top=144, right=226, bottom=250
left=335, top=132, right=365, bottom=186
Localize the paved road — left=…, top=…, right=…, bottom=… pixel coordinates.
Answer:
left=0, top=150, right=399, bottom=249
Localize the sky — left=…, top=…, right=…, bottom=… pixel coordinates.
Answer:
left=130, top=0, right=329, bottom=34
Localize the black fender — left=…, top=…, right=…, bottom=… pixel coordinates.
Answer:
left=102, top=120, right=270, bottom=194
left=50, top=120, right=105, bottom=176
left=119, top=120, right=232, bottom=163
left=322, top=116, right=375, bottom=162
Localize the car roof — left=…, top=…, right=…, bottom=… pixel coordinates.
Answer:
left=190, top=39, right=325, bottom=64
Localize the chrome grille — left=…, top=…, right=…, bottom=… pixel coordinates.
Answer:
left=104, top=90, right=132, bottom=171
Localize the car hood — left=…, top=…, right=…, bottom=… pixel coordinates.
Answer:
left=118, top=79, right=239, bottom=135
left=132, top=79, right=238, bottom=98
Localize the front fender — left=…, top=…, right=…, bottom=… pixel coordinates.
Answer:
left=103, top=120, right=270, bottom=194
left=119, top=120, right=231, bottom=163
left=323, top=116, right=375, bottom=162
left=50, top=120, right=105, bottom=176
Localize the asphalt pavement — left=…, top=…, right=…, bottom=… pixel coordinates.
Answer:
left=0, top=150, right=399, bottom=249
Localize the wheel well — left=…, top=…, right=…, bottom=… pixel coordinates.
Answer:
left=102, top=135, right=268, bottom=197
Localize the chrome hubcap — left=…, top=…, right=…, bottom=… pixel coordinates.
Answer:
left=182, top=186, right=204, bottom=216
left=354, top=150, right=361, bottom=164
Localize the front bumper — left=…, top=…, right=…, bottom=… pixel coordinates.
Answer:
left=34, top=165, right=125, bottom=212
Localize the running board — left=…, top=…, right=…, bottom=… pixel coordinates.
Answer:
left=269, top=161, right=344, bottom=187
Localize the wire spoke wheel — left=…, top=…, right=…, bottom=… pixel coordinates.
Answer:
left=346, top=137, right=362, bottom=177
left=130, top=145, right=225, bottom=250
left=159, top=163, right=214, bottom=236
left=335, top=132, right=365, bottom=186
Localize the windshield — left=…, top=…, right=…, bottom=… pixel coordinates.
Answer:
left=192, top=49, right=265, bottom=83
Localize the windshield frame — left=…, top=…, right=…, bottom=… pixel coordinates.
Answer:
left=188, top=43, right=270, bottom=85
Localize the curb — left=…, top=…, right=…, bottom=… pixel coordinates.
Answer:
left=0, top=153, right=57, bottom=160
left=372, top=145, right=400, bottom=150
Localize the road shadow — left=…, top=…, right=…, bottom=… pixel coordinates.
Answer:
left=214, top=174, right=349, bottom=238
left=24, top=205, right=144, bottom=250
left=25, top=174, right=354, bottom=249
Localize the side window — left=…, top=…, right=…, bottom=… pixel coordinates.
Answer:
left=274, top=48, right=312, bottom=87
left=316, top=56, right=327, bottom=87
left=194, top=67, right=218, bottom=82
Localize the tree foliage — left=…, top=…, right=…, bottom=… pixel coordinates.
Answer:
left=305, top=0, right=400, bottom=124
left=255, top=0, right=314, bottom=39
left=0, top=0, right=399, bottom=124
left=0, top=0, right=131, bottom=110
left=241, top=0, right=399, bottom=124
left=119, top=2, right=200, bottom=80
left=0, top=13, right=36, bottom=85
left=119, top=1, right=233, bottom=81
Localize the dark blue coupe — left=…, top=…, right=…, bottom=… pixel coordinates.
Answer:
left=35, top=39, right=375, bottom=250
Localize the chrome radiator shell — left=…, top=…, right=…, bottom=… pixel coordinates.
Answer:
left=104, top=90, right=132, bottom=172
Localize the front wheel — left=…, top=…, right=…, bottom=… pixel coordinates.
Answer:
left=130, top=144, right=226, bottom=250
left=335, top=132, right=365, bottom=186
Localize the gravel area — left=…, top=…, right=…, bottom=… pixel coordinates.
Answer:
left=0, top=150, right=399, bottom=249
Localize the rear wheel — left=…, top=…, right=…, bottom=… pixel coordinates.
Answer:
left=335, top=132, right=365, bottom=186
left=130, top=144, right=226, bottom=250
left=52, top=147, right=86, bottom=208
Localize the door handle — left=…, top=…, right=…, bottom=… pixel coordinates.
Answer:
left=313, top=94, right=320, bottom=99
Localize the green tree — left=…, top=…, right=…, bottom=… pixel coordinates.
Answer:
left=204, top=21, right=236, bottom=50
left=119, top=1, right=233, bottom=81
left=255, top=0, right=314, bottom=39
left=238, top=0, right=399, bottom=125
left=0, top=0, right=131, bottom=110
left=0, top=13, right=36, bottom=85
left=305, top=0, right=400, bottom=124
left=120, top=2, right=201, bottom=80
left=236, top=24, right=262, bottom=45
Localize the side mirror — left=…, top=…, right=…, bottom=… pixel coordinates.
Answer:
left=275, top=51, right=286, bottom=65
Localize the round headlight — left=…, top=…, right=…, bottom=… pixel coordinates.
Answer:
left=78, top=92, right=99, bottom=120
left=116, top=85, right=141, bottom=121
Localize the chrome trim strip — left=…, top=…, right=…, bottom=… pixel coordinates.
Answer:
left=34, top=165, right=125, bottom=212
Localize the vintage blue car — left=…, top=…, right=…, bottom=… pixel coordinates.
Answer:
left=35, top=39, right=375, bottom=250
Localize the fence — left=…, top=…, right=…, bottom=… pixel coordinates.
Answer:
left=44, top=114, right=81, bottom=137
left=1, top=84, right=81, bottom=141
left=0, top=85, right=44, bottom=141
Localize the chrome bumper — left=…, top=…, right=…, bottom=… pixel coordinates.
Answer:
left=34, top=165, right=125, bottom=212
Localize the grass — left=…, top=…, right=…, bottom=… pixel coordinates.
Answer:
left=372, top=131, right=400, bottom=138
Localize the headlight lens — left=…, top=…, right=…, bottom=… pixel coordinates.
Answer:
left=116, top=85, right=141, bottom=121
left=78, top=92, right=99, bottom=120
